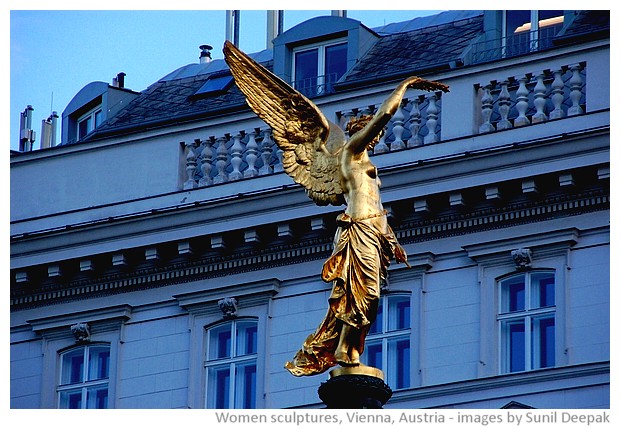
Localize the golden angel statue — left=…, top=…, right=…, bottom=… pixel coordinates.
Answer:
left=224, top=41, right=448, bottom=376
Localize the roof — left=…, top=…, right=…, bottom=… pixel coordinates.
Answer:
left=87, top=10, right=609, bottom=141
left=339, top=11, right=483, bottom=86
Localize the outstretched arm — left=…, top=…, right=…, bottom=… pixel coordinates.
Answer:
left=347, top=76, right=449, bottom=154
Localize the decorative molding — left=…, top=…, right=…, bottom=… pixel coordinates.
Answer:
left=511, top=248, right=533, bottom=269
left=71, top=322, right=91, bottom=343
left=174, top=278, right=280, bottom=316
left=218, top=297, right=238, bottom=319
left=27, top=304, right=132, bottom=339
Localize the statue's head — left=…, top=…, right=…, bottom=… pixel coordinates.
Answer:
left=346, top=114, right=384, bottom=150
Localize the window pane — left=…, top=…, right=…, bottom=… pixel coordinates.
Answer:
left=209, top=324, right=232, bottom=360
left=294, top=49, right=318, bottom=96
left=531, top=272, right=555, bottom=308
left=94, top=110, right=103, bottom=127
left=369, top=301, right=383, bottom=335
left=59, top=389, right=83, bottom=409
left=61, top=349, right=84, bottom=384
left=88, top=346, right=110, bottom=381
left=235, top=362, right=257, bottom=409
left=78, top=116, right=91, bottom=140
left=506, top=10, right=532, bottom=34
left=387, top=337, right=410, bottom=389
left=387, top=296, right=411, bottom=331
left=501, top=275, right=525, bottom=312
left=207, top=365, right=231, bottom=408
left=325, top=43, right=347, bottom=83
left=236, top=321, right=258, bottom=356
left=86, top=386, right=109, bottom=409
left=532, top=315, right=555, bottom=369
left=506, top=321, right=525, bottom=372
left=363, top=339, right=383, bottom=370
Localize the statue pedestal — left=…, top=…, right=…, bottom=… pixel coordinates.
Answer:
left=318, top=366, right=392, bottom=409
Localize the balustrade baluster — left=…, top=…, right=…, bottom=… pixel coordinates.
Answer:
left=531, top=72, right=548, bottom=124
left=183, top=140, right=197, bottom=190
left=244, top=130, right=259, bottom=178
left=478, top=84, right=495, bottom=133
left=272, top=128, right=284, bottom=173
left=424, top=93, right=439, bottom=143
left=373, top=125, right=389, bottom=154
left=567, top=63, right=584, bottom=116
left=497, top=80, right=513, bottom=130
left=407, top=97, right=422, bottom=147
left=390, top=101, right=406, bottom=150
left=514, top=75, right=531, bottom=127
left=213, top=136, right=228, bottom=184
left=549, top=68, right=566, bottom=120
left=259, top=129, right=273, bottom=176
left=229, top=133, right=245, bottom=181
left=199, top=138, right=214, bottom=187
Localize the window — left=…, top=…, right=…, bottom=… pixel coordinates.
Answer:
left=361, top=294, right=411, bottom=389
left=57, top=344, right=110, bottom=409
left=498, top=271, right=555, bottom=373
left=503, top=11, right=564, bottom=56
left=205, top=319, right=258, bottom=408
left=77, top=107, right=103, bottom=140
left=293, top=40, right=347, bottom=97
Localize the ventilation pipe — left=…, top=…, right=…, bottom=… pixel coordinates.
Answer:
left=226, top=10, right=240, bottom=46
left=199, top=45, right=213, bottom=64
left=266, top=10, right=284, bottom=49
left=40, top=111, right=59, bottom=149
left=112, top=72, right=126, bottom=88
left=331, top=10, right=347, bottom=18
left=19, top=105, right=35, bottom=152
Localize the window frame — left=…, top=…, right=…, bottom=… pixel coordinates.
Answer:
left=502, top=10, right=564, bottom=56
left=56, top=342, right=111, bottom=409
left=497, top=270, right=557, bottom=373
left=361, top=293, right=414, bottom=390
left=291, top=38, right=348, bottom=97
left=204, top=317, right=259, bottom=409
left=77, top=106, right=103, bottom=141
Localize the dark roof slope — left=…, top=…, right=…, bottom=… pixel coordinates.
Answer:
left=338, top=13, right=483, bottom=87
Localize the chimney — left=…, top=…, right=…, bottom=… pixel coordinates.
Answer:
left=266, top=10, right=284, bottom=49
left=19, top=105, right=36, bottom=152
left=112, top=72, right=126, bottom=88
left=199, top=44, right=213, bottom=64
left=331, top=10, right=347, bottom=18
left=226, top=10, right=240, bottom=46
left=40, top=111, right=59, bottom=149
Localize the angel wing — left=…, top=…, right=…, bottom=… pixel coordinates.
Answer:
left=223, top=41, right=346, bottom=206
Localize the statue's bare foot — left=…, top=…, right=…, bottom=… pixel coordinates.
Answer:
left=335, top=350, right=360, bottom=367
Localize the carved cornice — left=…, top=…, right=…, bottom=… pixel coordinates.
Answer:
left=10, top=182, right=608, bottom=309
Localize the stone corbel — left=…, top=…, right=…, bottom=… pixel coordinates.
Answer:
left=218, top=297, right=238, bottom=319
left=71, top=322, right=91, bottom=343
left=511, top=248, right=533, bottom=270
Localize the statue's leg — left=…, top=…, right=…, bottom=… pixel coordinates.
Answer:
left=335, top=324, right=361, bottom=366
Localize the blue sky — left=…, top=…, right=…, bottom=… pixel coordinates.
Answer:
left=8, top=6, right=444, bottom=151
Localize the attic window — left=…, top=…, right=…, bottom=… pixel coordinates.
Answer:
left=292, top=39, right=347, bottom=98
left=194, top=74, right=234, bottom=97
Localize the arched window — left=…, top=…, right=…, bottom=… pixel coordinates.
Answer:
left=205, top=318, right=258, bottom=408
left=361, top=294, right=412, bottom=389
left=57, top=343, right=110, bottom=408
left=498, top=271, right=556, bottom=373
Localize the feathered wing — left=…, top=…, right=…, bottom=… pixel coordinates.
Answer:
left=223, top=41, right=345, bottom=206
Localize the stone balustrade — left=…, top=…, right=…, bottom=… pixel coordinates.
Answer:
left=476, top=62, right=586, bottom=134
left=181, top=62, right=588, bottom=190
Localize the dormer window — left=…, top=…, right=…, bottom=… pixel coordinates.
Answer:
left=77, top=107, right=103, bottom=141
left=504, top=10, right=564, bottom=55
left=292, top=39, right=347, bottom=97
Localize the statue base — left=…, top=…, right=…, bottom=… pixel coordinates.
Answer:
left=318, top=365, right=392, bottom=409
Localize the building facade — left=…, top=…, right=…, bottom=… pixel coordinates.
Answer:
left=10, top=10, right=610, bottom=409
